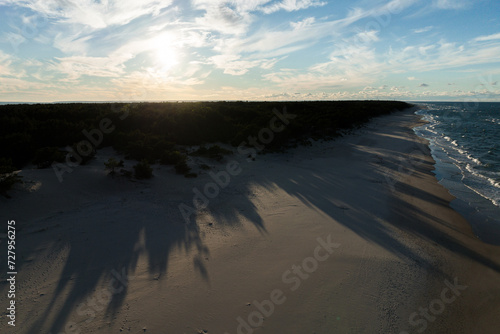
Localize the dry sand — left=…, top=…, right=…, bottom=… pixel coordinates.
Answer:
left=1, top=109, right=500, bottom=334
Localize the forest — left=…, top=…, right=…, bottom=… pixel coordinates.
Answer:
left=0, top=100, right=411, bottom=186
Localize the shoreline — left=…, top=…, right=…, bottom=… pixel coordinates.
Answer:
left=1, top=108, right=499, bottom=333
left=412, top=108, right=500, bottom=245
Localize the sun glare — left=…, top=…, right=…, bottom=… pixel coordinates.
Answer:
left=151, top=34, right=179, bottom=73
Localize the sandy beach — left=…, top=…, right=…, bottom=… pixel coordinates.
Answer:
left=1, top=108, right=500, bottom=334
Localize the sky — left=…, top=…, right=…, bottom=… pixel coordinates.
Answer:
left=0, top=0, right=500, bottom=102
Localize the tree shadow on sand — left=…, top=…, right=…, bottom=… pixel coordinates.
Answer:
left=5, top=112, right=500, bottom=333
left=14, top=171, right=269, bottom=334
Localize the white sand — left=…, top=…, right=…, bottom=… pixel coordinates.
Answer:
left=1, top=109, right=499, bottom=334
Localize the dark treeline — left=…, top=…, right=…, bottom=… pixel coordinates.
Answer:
left=0, top=101, right=412, bottom=175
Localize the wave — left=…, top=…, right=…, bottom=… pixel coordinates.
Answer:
left=486, top=118, right=500, bottom=125
left=415, top=106, right=500, bottom=209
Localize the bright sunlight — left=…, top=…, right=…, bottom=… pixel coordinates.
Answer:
left=151, top=33, right=179, bottom=73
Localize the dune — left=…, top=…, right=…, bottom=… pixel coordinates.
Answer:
left=1, top=108, right=499, bottom=334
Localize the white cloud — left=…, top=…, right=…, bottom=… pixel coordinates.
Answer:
left=193, top=1, right=252, bottom=35
left=0, top=51, right=15, bottom=77
left=261, top=0, right=326, bottom=14
left=0, top=52, right=36, bottom=79
left=386, top=39, right=500, bottom=72
left=259, top=30, right=500, bottom=95
left=0, top=76, right=46, bottom=94
left=2, top=0, right=498, bottom=102
left=209, top=16, right=330, bottom=63
left=260, top=57, right=284, bottom=69
left=0, top=32, right=26, bottom=54
left=263, top=71, right=361, bottom=90
left=265, top=45, right=382, bottom=90
left=191, top=0, right=277, bottom=35
left=210, top=54, right=270, bottom=75
left=474, top=32, right=500, bottom=42
left=191, top=0, right=271, bottom=13
left=413, top=26, right=433, bottom=33
left=0, top=50, right=10, bottom=62
left=418, top=45, right=435, bottom=55
left=290, top=17, right=315, bottom=30
left=53, top=55, right=130, bottom=81
left=210, top=0, right=406, bottom=61
left=51, top=29, right=194, bottom=81
left=256, top=86, right=495, bottom=102
left=356, top=30, right=379, bottom=43
left=2, top=0, right=173, bottom=29
left=189, top=0, right=326, bottom=36
left=53, top=33, right=91, bottom=55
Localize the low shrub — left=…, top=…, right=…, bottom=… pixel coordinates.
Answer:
left=191, top=145, right=232, bottom=161
left=0, top=159, right=21, bottom=195
left=33, top=147, right=65, bottom=168
left=175, top=160, right=190, bottom=175
left=120, top=169, right=133, bottom=178
left=71, top=142, right=96, bottom=165
left=104, top=158, right=124, bottom=175
left=133, top=160, right=153, bottom=179
left=160, top=150, right=185, bottom=165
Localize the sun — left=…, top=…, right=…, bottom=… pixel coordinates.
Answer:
left=151, top=34, right=179, bottom=73
left=155, top=44, right=179, bottom=72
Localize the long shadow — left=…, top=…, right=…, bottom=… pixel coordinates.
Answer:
left=218, top=111, right=500, bottom=279
left=21, top=196, right=212, bottom=333
left=241, top=162, right=443, bottom=272
left=10, top=168, right=266, bottom=334
left=3, top=111, right=499, bottom=333
left=205, top=111, right=500, bottom=280
left=389, top=187, right=500, bottom=271
left=253, top=115, right=500, bottom=274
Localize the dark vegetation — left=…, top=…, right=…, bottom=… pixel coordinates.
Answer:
left=104, top=158, right=124, bottom=175
left=191, top=145, right=233, bottom=162
left=32, top=146, right=65, bottom=168
left=0, top=158, right=21, bottom=196
left=133, top=160, right=153, bottom=179
left=0, top=101, right=411, bottom=183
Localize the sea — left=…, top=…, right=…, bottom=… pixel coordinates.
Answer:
left=414, top=102, right=500, bottom=244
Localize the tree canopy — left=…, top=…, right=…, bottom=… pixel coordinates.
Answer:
left=0, top=101, right=412, bottom=174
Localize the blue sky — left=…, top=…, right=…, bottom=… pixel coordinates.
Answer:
left=0, top=0, right=499, bottom=102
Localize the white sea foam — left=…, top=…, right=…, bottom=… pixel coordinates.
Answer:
left=468, top=155, right=482, bottom=165
left=464, top=182, right=500, bottom=208
left=486, top=118, right=500, bottom=125
left=414, top=103, right=500, bottom=213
